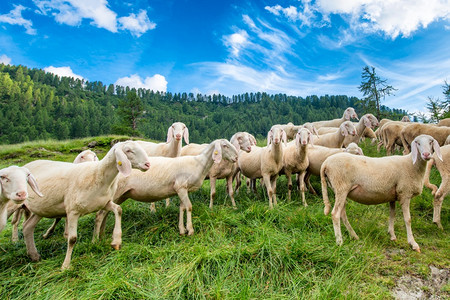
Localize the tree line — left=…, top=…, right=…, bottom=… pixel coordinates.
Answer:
left=0, top=64, right=408, bottom=145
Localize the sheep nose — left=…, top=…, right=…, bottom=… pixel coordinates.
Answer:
left=302, top=141, right=307, bottom=145
left=176, top=134, right=181, bottom=139
left=16, top=191, right=27, bottom=200
left=144, top=161, right=151, bottom=169
left=423, top=152, right=430, bottom=159
left=274, top=138, right=279, bottom=144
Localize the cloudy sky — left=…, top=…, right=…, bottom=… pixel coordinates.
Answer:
left=1, top=0, right=449, bottom=113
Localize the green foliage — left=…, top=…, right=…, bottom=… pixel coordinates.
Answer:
left=0, top=136, right=448, bottom=299
left=0, top=64, right=408, bottom=145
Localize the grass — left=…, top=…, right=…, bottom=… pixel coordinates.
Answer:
left=0, top=137, right=448, bottom=299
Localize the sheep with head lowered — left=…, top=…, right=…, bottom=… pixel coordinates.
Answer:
left=320, top=134, right=442, bottom=252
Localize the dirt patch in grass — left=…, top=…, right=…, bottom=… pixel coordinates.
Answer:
left=392, top=266, right=449, bottom=299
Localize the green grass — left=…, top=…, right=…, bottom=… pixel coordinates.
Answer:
left=0, top=137, right=448, bottom=299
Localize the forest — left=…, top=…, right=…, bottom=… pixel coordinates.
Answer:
left=0, top=63, right=408, bottom=145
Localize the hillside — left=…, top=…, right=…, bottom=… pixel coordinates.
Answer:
left=0, top=64, right=407, bottom=145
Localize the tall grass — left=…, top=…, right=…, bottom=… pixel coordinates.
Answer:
left=0, top=137, right=448, bottom=299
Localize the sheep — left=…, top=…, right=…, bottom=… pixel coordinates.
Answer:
left=137, top=122, right=189, bottom=157
left=179, top=132, right=253, bottom=209
left=271, top=123, right=300, bottom=140
left=446, top=135, right=450, bottom=145
left=437, top=118, right=450, bottom=127
left=342, top=114, right=378, bottom=147
left=320, top=134, right=442, bottom=252
left=313, top=121, right=357, bottom=148
left=282, top=128, right=314, bottom=205
left=138, top=122, right=189, bottom=211
left=312, top=107, right=358, bottom=129
left=400, top=123, right=450, bottom=154
left=379, top=121, right=412, bottom=155
left=92, top=139, right=239, bottom=239
left=423, top=144, right=449, bottom=229
left=238, top=126, right=287, bottom=208
left=303, top=143, right=363, bottom=195
left=22, top=141, right=150, bottom=270
left=0, top=166, right=42, bottom=237
left=300, top=122, right=320, bottom=137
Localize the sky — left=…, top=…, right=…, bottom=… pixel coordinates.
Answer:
left=0, top=0, right=450, bottom=114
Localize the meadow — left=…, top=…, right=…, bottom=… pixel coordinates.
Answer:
left=0, top=136, right=448, bottom=299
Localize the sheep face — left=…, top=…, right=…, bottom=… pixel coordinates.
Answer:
left=345, top=143, right=364, bottom=155
left=302, top=123, right=319, bottom=137
left=401, top=115, right=411, bottom=122
left=340, top=121, right=357, bottom=137
left=296, top=128, right=313, bottom=147
left=363, top=114, right=379, bottom=128
left=268, top=126, right=287, bottom=146
left=344, top=107, right=359, bottom=120
left=167, top=122, right=189, bottom=144
left=73, top=150, right=98, bottom=164
left=411, top=135, right=443, bottom=164
left=115, top=141, right=151, bottom=176
left=0, top=166, right=43, bottom=204
left=213, top=139, right=239, bottom=164
left=236, top=133, right=252, bottom=153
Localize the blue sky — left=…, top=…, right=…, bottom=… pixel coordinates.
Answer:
left=1, top=0, right=449, bottom=114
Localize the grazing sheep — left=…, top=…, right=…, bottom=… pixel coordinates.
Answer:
left=379, top=121, right=412, bottom=155
left=93, top=139, right=238, bottom=239
left=342, top=114, right=378, bottom=147
left=312, top=107, right=358, bottom=129
left=1, top=166, right=42, bottom=237
left=22, top=141, right=150, bottom=270
left=437, top=118, right=450, bottom=127
left=180, top=132, right=253, bottom=209
left=320, top=134, right=442, bottom=252
left=400, top=123, right=450, bottom=154
left=303, top=143, right=363, bottom=195
left=423, top=144, right=449, bottom=229
left=282, top=128, right=314, bottom=205
left=313, top=121, right=357, bottom=148
left=238, top=126, right=287, bottom=208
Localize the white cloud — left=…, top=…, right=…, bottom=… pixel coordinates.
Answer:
left=33, top=0, right=156, bottom=36
left=0, top=54, right=12, bottom=65
left=266, top=0, right=450, bottom=39
left=317, top=73, right=342, bottom=81
left=223, top=30, right=249, bottom=57
left=118, top=10, right=156, bottom=37
left=0, top=5, right=36, bottom=35
left=115, top=74, right=167, bottom=92
left=44, top=66, right=85, bottom=80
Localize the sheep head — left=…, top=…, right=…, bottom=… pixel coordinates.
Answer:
left=411, top=135, right=443, bottom=164
left=0, top=166, right=43, bottom=204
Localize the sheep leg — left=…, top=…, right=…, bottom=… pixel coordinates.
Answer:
left=93, top=209, right=109, bottom=241
left=165, top=198, right=170, bottom=207
left=340, top=205, right=358, bottom=240
left=331, top=192, right=347, bottom=246
left=209, top=177, right=216, bottom=209
left=305, top=172, right=317, bottom=195
left=399, top=197, right=420, bottom=252
left=0, top=207, right=7, bottom=236
left=42, top=218, right=62, bottom=239
left=23, top=213, right=43, bottom=262
left=320, top=168, right=331, bottom=215
left=388, top=201, right=397, bottom=241
left=62, top=212, right=80, bottom=270
left=149, top=203, right=156, bottom=213
left=177, top=189, right=194, bottom=236
left=226, top=175, right=237, bottom=209
left=271, top=175, right=279, bottom=206
left=11, top=208, right=23, bottom=242
left=433, top=178, right=448, bottom=229
left=286, top=171, right=293, bottom=202
left=103, top=201, right=123, bottom=250
left=298, top=171, right=307, bottom=207
left=234, top=171, right=242, bottom=194
left=263, top=174, right=274, bottom=209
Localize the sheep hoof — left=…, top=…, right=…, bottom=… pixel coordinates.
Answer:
left=324, top=206, right=330, bottom=215
left=390, top=237, right=397, bottom=241
left=30, top=253, right=41, bottom=262
left=187, top=230, right=194, bottom=236
left=111, top=244, right=121, bottom=250
left=232, top=206, right=237, bottom=210
left=415, top=248, right=421, bottom=253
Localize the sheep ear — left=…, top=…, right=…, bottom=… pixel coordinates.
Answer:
left=309, top=132, right=314, bottom=146
left=249, top=134, right=257, bottom=146
left=183, top=127, right=189, bottom=144
left=167, top=126, right=174, bottom=143
left=27, top=172, right=43, bottom=197
left=94, top=154, right=99, bottom=161
left=344, top=109, right=351, bottom=120
left=341, top=126, right=348, bottom=137
left=363, top=116, right=372, bottom=128
left=232, top=138, right=240, bottom=151
left=313, top=127, right=320, bottom=137
left=282, top=130, right=287, bottom=146
left=411, top=141, right=419, bottom=164
left=433, top=139, right=443, bottom=161
left=212, top=141, right=222, bottom=164
left=295, top=132, right=300, bottom=148
left=267, top=130, right=273, bottom=146
left=115, top=147, right=132, bottom=177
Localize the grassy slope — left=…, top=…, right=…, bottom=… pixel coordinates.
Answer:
left=0, top=137, right=448, bottom=299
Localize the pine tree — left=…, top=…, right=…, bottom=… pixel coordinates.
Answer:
left=113, top=89, right=143, bottom=136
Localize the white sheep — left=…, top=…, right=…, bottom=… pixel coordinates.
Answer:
left=22, top=141, right=150, bottom=270
left=300, top=122, right=320, bottom=137
left=1, top=166, right=42, bottom=237
left=92, top=139, right=238, bottom=239
left=312, top=107, right=358, bottom=129
left=320, top=134, right=442, bottom=252
left=342, top=114, right=378, bottom=147
left=137, top=122, right=189, bottom=211
left=401, top=123, right=450, bottom=154
left=313, top=121, right=357, bottom=148
left=303, top=143, right=363, bottom=195
left=282, top=128, right=314, bottom=206
left=423, top=144, right=449, bottom=229
left=238, top=126, right=286, bottom=208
